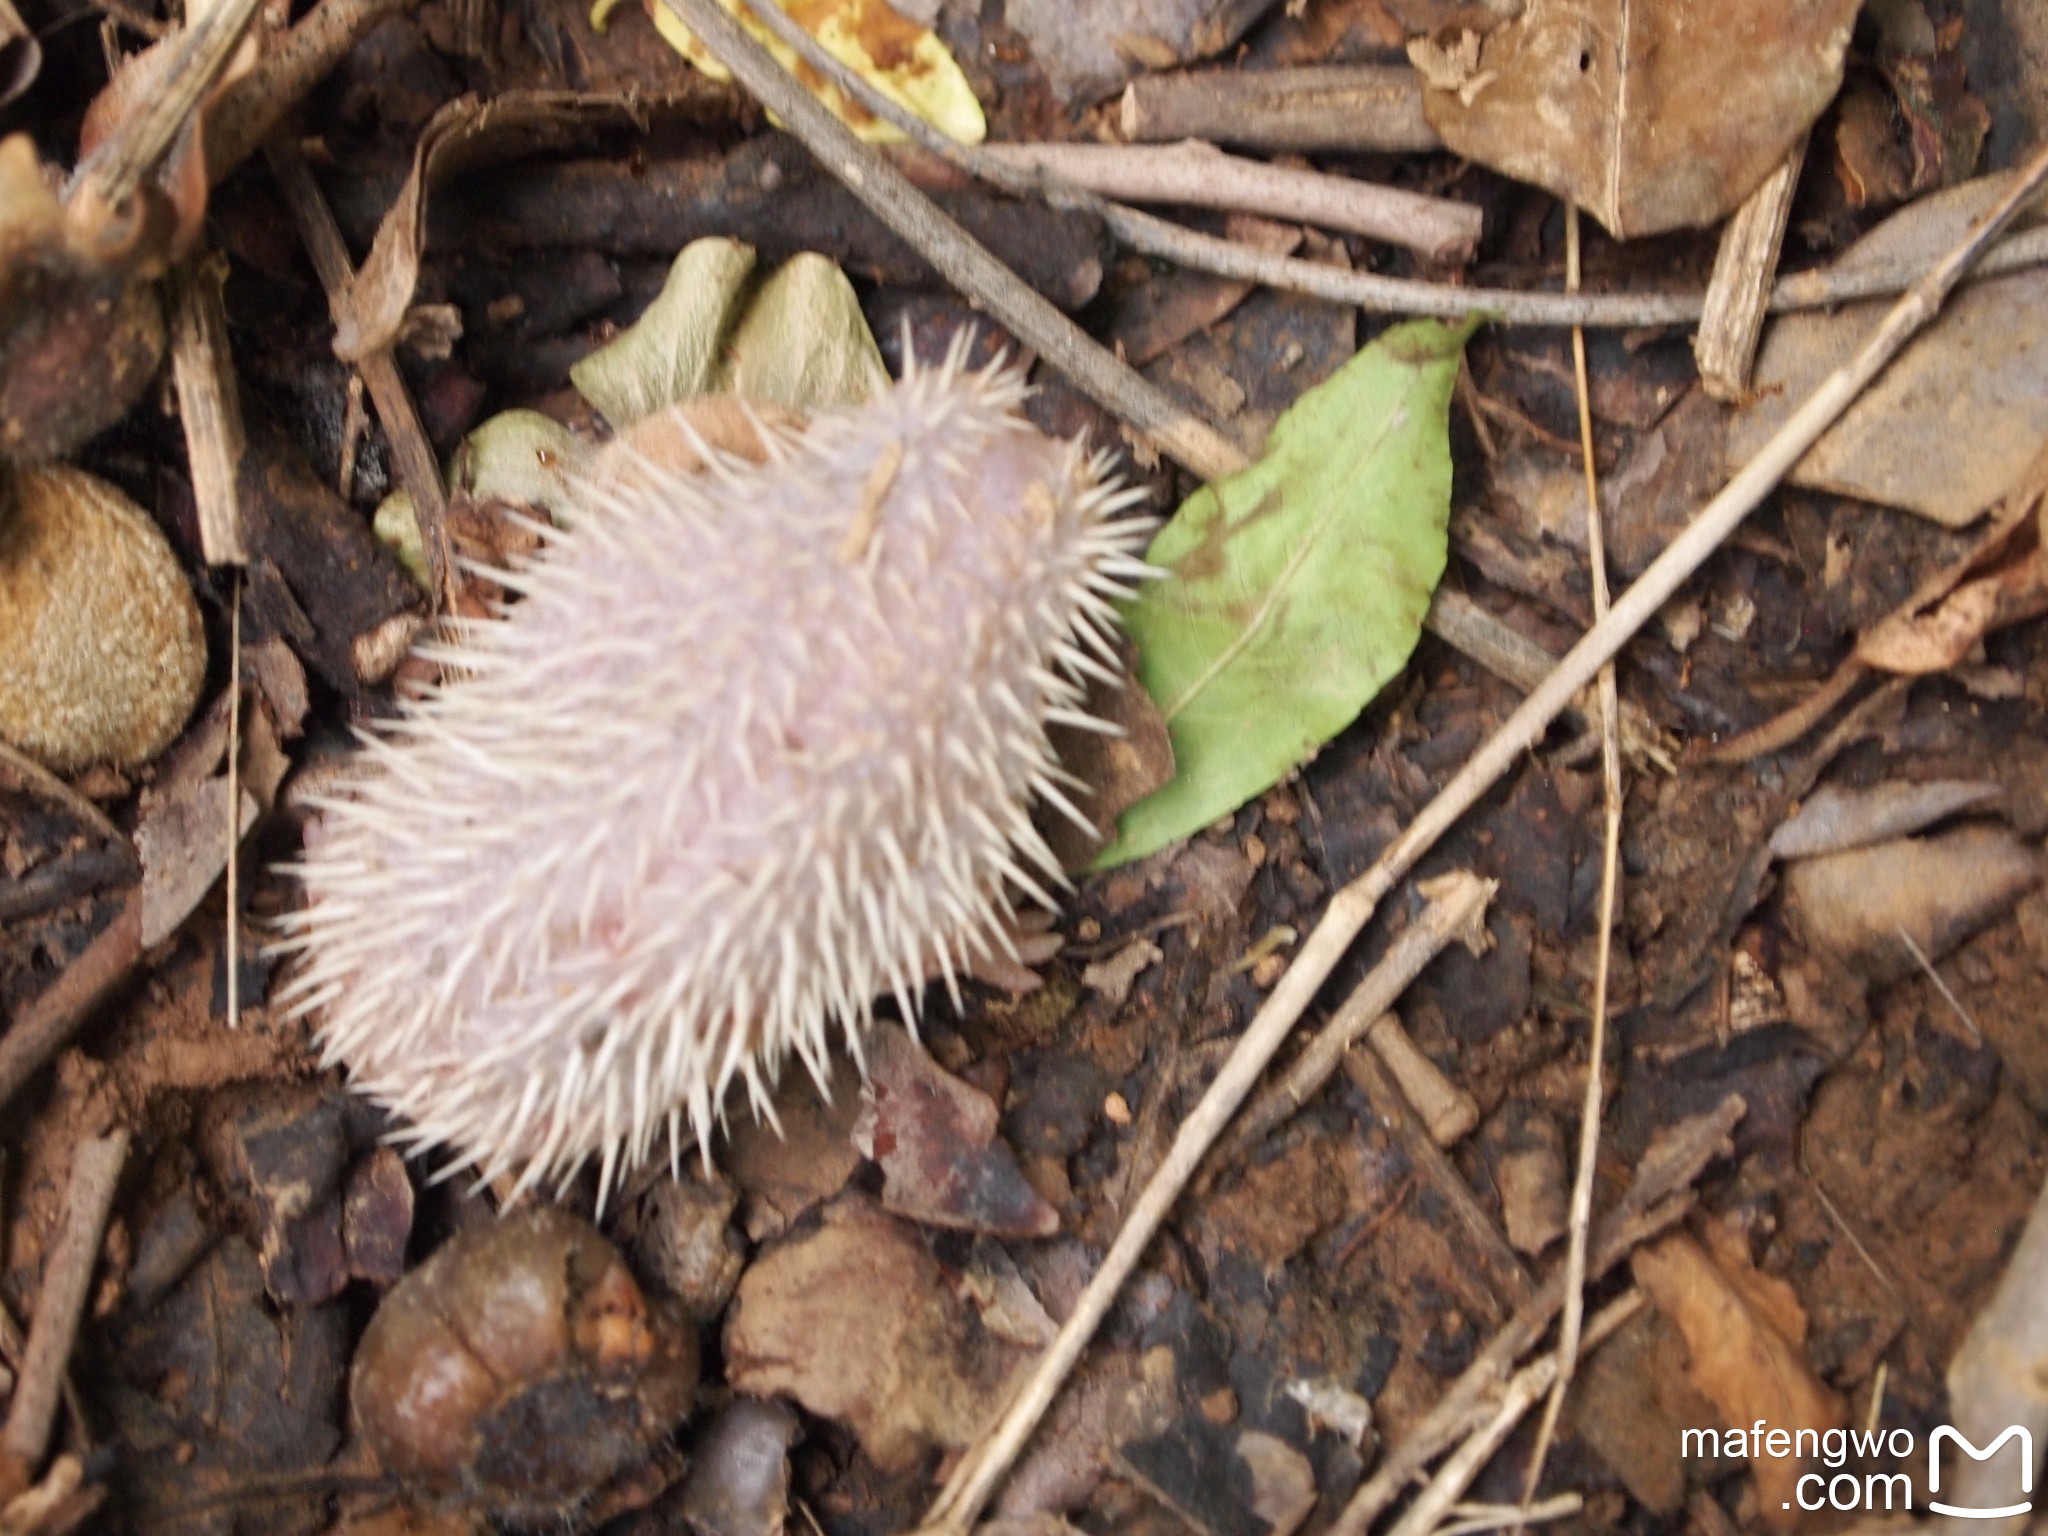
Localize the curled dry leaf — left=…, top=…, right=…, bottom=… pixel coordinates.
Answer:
left=1414, top=0, right=1861, bottom=238
left=1855, top=553, right=2048, bottom=673
left=0, top=465, right=205, bottom=771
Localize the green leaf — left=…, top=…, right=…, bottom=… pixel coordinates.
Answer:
left=1097, top=317, right=1478, bottom=867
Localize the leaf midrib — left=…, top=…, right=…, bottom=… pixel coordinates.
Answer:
left=1157, top=403, right=1406, bottom=723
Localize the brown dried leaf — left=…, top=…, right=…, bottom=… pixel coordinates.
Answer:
left=1731, top=173, right=2048, bottom=526
left=853, top=1028, right=1059, bottom=1238
left=334, top=92, right=627, bottom=362
left=1416, top=0, right=1861, bottom=237
left=1633, top=1225, right=1844, bottom=1531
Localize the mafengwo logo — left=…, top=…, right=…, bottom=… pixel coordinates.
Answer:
left=1929, top=1426, right=2035, bottom=1519
left=1681, top=1422, right=2035, bottom=1515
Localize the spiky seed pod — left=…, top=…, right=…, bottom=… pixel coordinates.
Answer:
left=276, top=351, right=1152, bottom=1203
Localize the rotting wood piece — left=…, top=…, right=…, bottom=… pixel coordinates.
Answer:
left=230, top=406, right=424, bottom=694
left=428, top=136, right=1115, bottom=314
left=1120, top=63, right=1440, bottom=154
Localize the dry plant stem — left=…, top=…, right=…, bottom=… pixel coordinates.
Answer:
left=1703, top=659, right=1870, bottom=762
left=266, top=143, right=454, bottom=605
left=0, top=897, right=141, bottom=1112
left=676, top=0, right=1245, bottom=483
left=1436, top=1496, right=1582, bottom=1536
left=0, top=848, right=138, bottom=927
left=1343, top=1044, right=1532, bottom=1312
left=1366, top=1011, right=1480, bottom=1146
left=1695, top=135, right=1806, bottom=402
left=68, top=0, right=263, bottom=214
left=206, top=0, right=409, bottom=181
left=1520, top=203, right=1620, bottom=1512
left=924, top=148, right=2048, bottom=1536
left=168, top=254, right=248, bottom=565
left=226, top=577, right=242, bottom=1031
left=0, top=1129, right=130, bottom=1472
left=978, top=141, right=1480, bottom=260
left=0, top=0, right=40, bottom=108
left=1219, top=870, right=1494, bottom=1164
left=1336, top=1094, right=1744, bottom=1536
left=1118, top=64, right=1438, bottom=154
left=0, top=744, right=129, bottom=858
left=1098, top=201, right=2048, bottom=329
left=1384, top=1291, right=1644, bottom=1536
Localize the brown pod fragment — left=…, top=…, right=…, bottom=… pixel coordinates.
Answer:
left=350, top=1206, right=698, bottom=1524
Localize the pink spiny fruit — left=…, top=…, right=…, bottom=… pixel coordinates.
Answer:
left=275, top=347, right=1152, bottom=1202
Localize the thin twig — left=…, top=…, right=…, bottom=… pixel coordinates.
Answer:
left=1215, top=871, right=1495, bottom=1165
left=0, top=743, right=131, bottom=857
left=204, top=0, right=410, bottom=177
left=0, top=847, right=138, bottom=926
left=67, top=0, right=263, bottom=216
left=1334, top=1095, right=1745, bottom=1536
left=0, top=1129, right=130, bottom=1474
left=977, top=140, right=1480, bottom=260
left=1384, top=1292, right=1644, bottom=1536
left=1518, top=203, right=1621, bottom=1512
left=1434, top=1496, right=1583, bottom=1536
left=1096, top=202, right=2048, bottom=329
left=168, top=253, right=248, bottom=565
left=265, top=142, right=455, bottom=608
left=919, top=144, right=2048, bottom=1536
left=226, top=575, right=242, bottom=1032
left=1702, top=660, right=1869, bottom=763
left=0, top=897, right=142, bottom=1112
left=1895, top=925, right=1983, bottom=1046
left=672, top=0, right=1246, bottom=483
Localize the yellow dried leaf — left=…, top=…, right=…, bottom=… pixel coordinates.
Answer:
left=595, top=0, right=985, bottom=146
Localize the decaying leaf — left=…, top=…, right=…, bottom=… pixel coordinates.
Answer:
left=853, top=1027, right=1059, bottom=1238
left=1002, top=0, right=1276, bottom=106
left=1781, top=826, right=2046, bottom=985
left=1633, top=1222, right=1844, bottom=1531
left=1414, top=0, right=1861, bottom=237
left=1730, top=172, right=2048, bottom=526
left=601, top=0, right=985, bottom=145
left=723, top=1194, right=1029, bottom=1471
left=1101, top=317, right=1473, bottom=866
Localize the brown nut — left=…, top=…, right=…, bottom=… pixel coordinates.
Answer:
left=0, top=463, right=205, bottom=771
left=350, top=1207, right=698, bottom=1524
